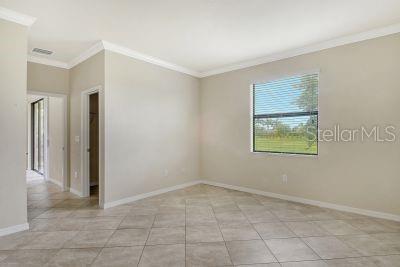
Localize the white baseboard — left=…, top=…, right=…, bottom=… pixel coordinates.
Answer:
left=48, top=178, right=64, bottom=189
left=0, top=223, right=29, bottom=237
left=103, top=180, right=202, bottom=209
left=201, top=180, right=400, bottom=222
left=83, top=178, right=400, bottom=222
left=69, top=187, right=83, bottom=197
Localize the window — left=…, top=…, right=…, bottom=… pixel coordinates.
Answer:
left=252, top=73, right=318, bottom=155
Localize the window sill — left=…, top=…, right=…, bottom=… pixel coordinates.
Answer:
left=251, top=151, right=319, bottom=158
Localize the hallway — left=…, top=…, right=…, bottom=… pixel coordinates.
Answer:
left=0, top=181, right=399, bottom=266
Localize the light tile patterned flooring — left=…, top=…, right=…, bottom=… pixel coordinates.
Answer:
left=0, top=180, right=399, bottom=266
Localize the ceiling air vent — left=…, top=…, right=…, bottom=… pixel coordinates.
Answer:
left=32, top=48, right=53, bottom=55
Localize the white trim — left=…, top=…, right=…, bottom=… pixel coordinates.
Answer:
left=80, top=86, right=103, bottom=205
left=28, top=55, right=69, bottom=69
left=249, top=70, right=320, bottom=157
left=201, top=180, right=400, bottom=222
left=29, top=41, right=104, bottom=71
left=28, top=91, right=68, bottom=192
left=27, top=95, right=49, bottom=181
left=0, top=223, right=29, bottom=237
left=48, top=178, right=64, bottom=188
left=43, top=97, right=49, bottom=181
left=0, top=7, right=36, bottom=27
left=81, top=87, right=99, bottom=198
left=68, top=41, right=104, bottom=69
left=102, top=41, right=200, bottom=77
left=100, top=179, right=400, bottom=221
left=61, top=94, right=68, bottom=191
left=69, top=187, right=83, bottom=197
left=199, top=23, right=400, bottom=77
left=25, top=40, right=201, bottom=76
left=24, top=22, right=400, bottom=77
left=103, top=180, right=202, bottom=209
left=28, top=90, right=68, bottom=99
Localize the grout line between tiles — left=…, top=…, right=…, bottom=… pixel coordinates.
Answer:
left=15, top=182, right=400, bottom=266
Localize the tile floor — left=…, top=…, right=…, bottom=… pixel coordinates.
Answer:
left=25, top=170, right=44, bottom=182
left=0, top=180, right=399, bottom=266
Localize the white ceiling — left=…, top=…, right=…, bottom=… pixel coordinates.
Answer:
left=1, top=0, right=400, bottom=74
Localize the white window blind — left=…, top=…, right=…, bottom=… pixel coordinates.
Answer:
left=252, top=73, right=319, bottom=155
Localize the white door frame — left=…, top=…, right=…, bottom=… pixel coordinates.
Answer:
left=43, top=97, right=49, bottom=181
left=81, top=86, right=102, bottom=203
left=27, top=90, right=68, bottom=191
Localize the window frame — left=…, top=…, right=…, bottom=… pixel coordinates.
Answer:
left=250, top=72, right=319, bottom=156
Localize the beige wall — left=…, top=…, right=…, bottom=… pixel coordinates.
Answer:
left=27, top=62, right=69, bottom=94
left=0, top=19, right=28, bottom=229
left=104, top=51, right=200, bottom=203
left=200, top=33, right=400, bottom=216
left=23, top=32, right=400, bottom=218
left=69, top=51, right=105, bottom=194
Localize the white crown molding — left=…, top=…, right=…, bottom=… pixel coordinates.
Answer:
left=68, top=41, right=105, bottom=69
left=29, top=41, right=104, bottom=70
left=28, top=40, right=201, bottom=77
left=0, top=7, right=36, bottom=27
left=25, top=22, right=400, bottom=77
left=28, top=55, right=69, bottom=69
left=102, top=40, right=201, bottom=77
left=199, top=22, right=400, bottom=77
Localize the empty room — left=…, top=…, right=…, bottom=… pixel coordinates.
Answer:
left=0, top=1, right=400, bottom=266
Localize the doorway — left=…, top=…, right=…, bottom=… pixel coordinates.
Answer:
left=89, top=93, right=99, bottom=198
left=27, top=92, right=68, bottom=189
left=81, top=86, right=102, bottom=205
left=31, top=98, right=45, bottom=175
